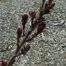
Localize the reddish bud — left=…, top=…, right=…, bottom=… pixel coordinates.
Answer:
left=29, top=11, right=36, bottom=18
left=24, top=44, right=31, bottom=51
left=21, top=48, right=26, bottom=55
left=48, top=0, right=53, bottom=5
left=37, top=22, right=46, bottom=33
left=17, top=27, right=22, bottom=39
left=21, top=14, right=28, bottom=25
left=2, top=60, right=8, bottom=66
left=21, top=44, right=31, bottom=55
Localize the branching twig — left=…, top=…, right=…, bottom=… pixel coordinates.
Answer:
left=0, top=0, right=55, bottom=66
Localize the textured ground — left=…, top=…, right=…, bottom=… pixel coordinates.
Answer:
left=0, top=0, right=66, bottom=66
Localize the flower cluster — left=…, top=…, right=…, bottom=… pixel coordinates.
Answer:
left=0, top=0, right=55, bottom=66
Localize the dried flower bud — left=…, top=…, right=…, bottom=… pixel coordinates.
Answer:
left=24, top=44, right=31, bottom=51
left=17, top=27, right=22, bottom=39
left=37, top=22, right=46, bottom=33
left=2, top=60, right=8, bottom=66
left=21, top=44, right=31, bottom=55
left=29, top=11, right=36, bottom=18
left=21, top=48, right=26, bottom=55
left=21, top=14, right=28, bottom=25
left=48, top=0, right=53, bottom=5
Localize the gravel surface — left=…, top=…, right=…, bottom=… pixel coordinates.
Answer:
left=0, top=0, right=66, bottom=66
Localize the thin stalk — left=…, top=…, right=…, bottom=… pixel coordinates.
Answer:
left=8, top=30, right=32, bottom=66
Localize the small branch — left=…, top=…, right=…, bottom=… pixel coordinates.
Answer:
left=8, top=30, right=32, bottom=66
left=2, top=0, right=55, bottom=66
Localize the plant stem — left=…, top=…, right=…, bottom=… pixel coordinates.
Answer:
left=8, top=30, right=32, bottom=66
